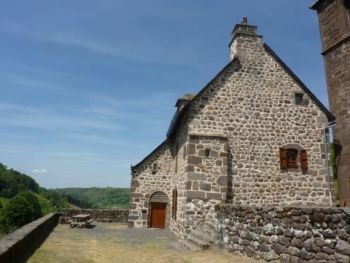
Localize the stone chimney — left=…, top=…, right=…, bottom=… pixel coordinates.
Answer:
left=175, top=93, right=195, bottom=110
left=229, top=17, right=263, bottom=60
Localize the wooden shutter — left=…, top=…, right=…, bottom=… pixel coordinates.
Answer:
left=280, top=148, right=287, bottom=170
left=300, top=150, right=308, bottom=172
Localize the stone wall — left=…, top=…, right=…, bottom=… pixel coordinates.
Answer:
left=170, top=118, right=191, bottom=237
left=217, top=205, right=350, bottom=262
left=64, top=209, right=128, bottom=223
left=0, top=213, right=60, bottom=263
left=313, top=0, right=350, bottom=206
left=180, top=134, right=228, bottom=236
left=187, top=23, right=333, bottom=207
left=129, top=142, right=175, bottom=228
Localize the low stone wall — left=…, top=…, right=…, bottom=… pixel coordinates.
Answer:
left=0, top=213, right=60, bottom=263
left=216, top=205, right=350, bottom=262
left=64, top=209, right=128, bottom=223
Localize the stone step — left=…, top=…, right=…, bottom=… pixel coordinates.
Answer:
left=191, top=230, right=214, bottom=243
left=187, top=235, right=210, bottom=249
left=172, top=239, right=201, bottom=252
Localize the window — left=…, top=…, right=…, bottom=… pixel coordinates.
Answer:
left=175, top=143, right=179, bottom=173
left=295, top=93, right=304, bottom=105
left=205, top=148, right=211, bottom=157
left=172, top=189, right=177, bottom=220
left=152, top=163, right=157, bottom=174
left=183, top=145, right=186, bottom=160
left=280, top=148, right=308, bottom=172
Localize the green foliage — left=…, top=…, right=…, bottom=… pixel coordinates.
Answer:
left=54, top=187, right=130, bottom=209
left=0, top=192, right=41, bottom=233
left=39, top=188, right=69, bottom=212
left=0, top=163, right=71, bottom=236
left=0, top=163, right=39, bottom=198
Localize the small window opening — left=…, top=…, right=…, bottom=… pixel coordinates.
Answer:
left=175, top=142, right=179, bottom=173
left=172, top=189, right=178, bottom=220
left=205, top=148, right=211, bottom=157
left=295, top=93, right=304, bottom=105
left=286, top=149, right=299, bottom=169
left=152, top=163, right=157, bottom=174
left=183, top=146, right=187, bottom=160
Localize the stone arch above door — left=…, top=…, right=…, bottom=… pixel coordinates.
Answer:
left=149, top=191, right=169, bottom=229
left=149, top=191, right=169, bottom=203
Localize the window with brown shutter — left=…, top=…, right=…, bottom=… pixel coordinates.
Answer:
left=286, top=149, right=299, bottom=169
left=300, top=149, right=308, bottom=172
left=172, top=189, right=177, bottom=220
left=280, top=147, right=308, bottom=173
left=280, top=148, right=287, bottom=170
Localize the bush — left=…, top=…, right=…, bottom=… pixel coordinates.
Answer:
left=0, top=192, right=42, bottom=233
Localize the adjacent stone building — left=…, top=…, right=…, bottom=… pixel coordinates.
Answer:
left=128, top=19, right=335, bottom=239
left=311, top=0, right=350, bottom=206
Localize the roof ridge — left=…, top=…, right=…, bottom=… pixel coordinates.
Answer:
left=263, top=43, right=335, bottom=122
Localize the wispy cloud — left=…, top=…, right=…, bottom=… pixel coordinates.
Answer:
left=0, top=89, right=174, bottom=148
left=0, top=102, right=125, bottom=132
left=0, top=21, right=202, bottom=67
left=0, top=71, right=66, bottom=90
left=32, top=168, right=47, bottom=174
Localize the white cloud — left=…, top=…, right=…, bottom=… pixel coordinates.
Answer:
left=0, top=21, right=204, bottom=68
left=32, top=169, right=47, bottom=174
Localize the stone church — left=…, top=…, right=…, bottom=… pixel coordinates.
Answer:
left=128, top=18, right=335, bottom=238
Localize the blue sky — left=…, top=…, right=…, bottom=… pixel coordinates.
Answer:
left=0, top=1, right=326, bottom=188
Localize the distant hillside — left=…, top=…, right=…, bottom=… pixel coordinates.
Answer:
left=0, top=163, right=70, bottom=236
left=54, top=187, right=130, bottom=209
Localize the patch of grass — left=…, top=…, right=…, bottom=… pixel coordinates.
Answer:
left=28, top=224, right=259, bottom=263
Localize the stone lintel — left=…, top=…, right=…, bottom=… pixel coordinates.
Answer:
left=186, top=191, right=206, bottom=201
left=187, top=173, right=205, bottom=181
left=189, top=133, right=228, bottom=140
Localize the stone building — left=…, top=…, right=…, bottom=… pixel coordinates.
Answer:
left=128, top=19, right=335, bottom=239
left=311, top=0, right=350, bottom=206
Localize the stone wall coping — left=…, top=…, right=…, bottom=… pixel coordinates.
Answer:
left=64, top=208, right=128, bottom=212
left=217, top=204, right=350, bottom=214
left=0, top=213, right=58, bottom=254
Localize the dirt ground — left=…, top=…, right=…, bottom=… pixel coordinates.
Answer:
left=28, top=223, right=259, bottom=263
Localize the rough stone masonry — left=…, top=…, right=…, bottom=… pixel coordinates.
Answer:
left=216, top=205, right=350, bottom=262
left=128, top=18, right=336, bottom=245
left=311, top=0, right=350, bottom=207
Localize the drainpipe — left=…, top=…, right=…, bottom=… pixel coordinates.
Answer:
left=324, top=122, right=336, bottom=206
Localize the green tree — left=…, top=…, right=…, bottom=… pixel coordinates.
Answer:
left=0, top=192, right=42, bottom=233
left=18, top=192, right=42, bottom=219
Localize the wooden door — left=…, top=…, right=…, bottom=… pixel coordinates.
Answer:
left=150, top=202, right=166, bottom=228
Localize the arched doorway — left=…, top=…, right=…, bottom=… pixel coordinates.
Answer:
left=149, top=191, right=169, bottom=228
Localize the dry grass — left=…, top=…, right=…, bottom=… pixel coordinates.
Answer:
left=28, top=223, right=258, bottom=263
